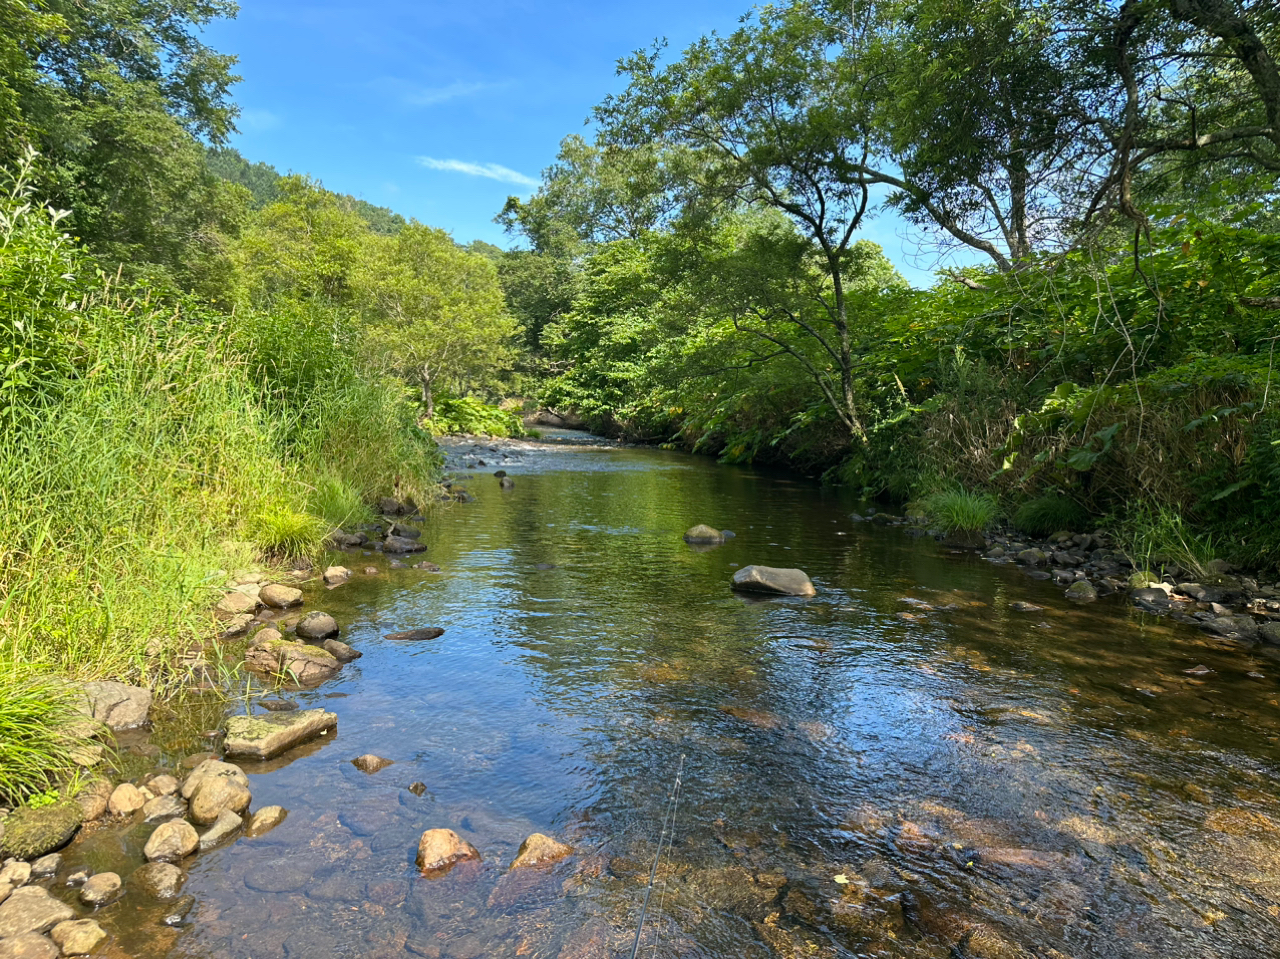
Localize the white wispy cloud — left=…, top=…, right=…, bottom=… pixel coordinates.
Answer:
left=238, top=108, right=281, bottom=131
left=416, top=157, right=539, bottom=188
left=403, top=80, right=499, bottom=106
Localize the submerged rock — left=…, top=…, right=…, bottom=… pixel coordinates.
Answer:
left=383, top=535, right=426, bottom=554
left=246, top=806, right=287, bottom=837
left=198, top=809, right=243, bottom=850
left=499, top=476, right=515, bottom=490
left=351, top=754, right=394, bottom=774
left=130, top=862, right=185, bottom=900
left=0, top=932, right=59, bottom=959
left=683, top=524, right=724, bottom=544
left=731, top=565, right=816, bottom=597
left=323, top=565, right=353, bottom=587
left=415, top=828, right=480, bottom=874
left=1065, top=581, right=1097, bottom=602
left=28, top=855, right=59, bottom=879
left=223, top=708, right=338, bottom=761
left=322, top=639, right=361, bottom=662
left=384, top=627, right=445, bottom=642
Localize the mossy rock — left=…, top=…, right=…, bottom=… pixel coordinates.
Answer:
left=0, top=801, right=83, bottom=860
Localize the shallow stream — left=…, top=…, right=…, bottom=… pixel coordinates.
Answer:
left=62, top=433, right=1280, bottom=958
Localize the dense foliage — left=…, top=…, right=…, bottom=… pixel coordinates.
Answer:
left=497, top=0, right=1280, bottom=572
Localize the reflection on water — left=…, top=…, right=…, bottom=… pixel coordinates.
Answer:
left=65, top=435, right=1280, bottom=958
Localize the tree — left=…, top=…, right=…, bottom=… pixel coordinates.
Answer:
left=357, top=225, right=516, bottom=417
left=598, top=2, right=891, bottom=440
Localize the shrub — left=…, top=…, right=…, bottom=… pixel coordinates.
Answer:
left=1014, top=495, right=1091, bottom=537
left=428, top=394, right=526, bottom=437
left=924, top=489, right=1000, bottom=532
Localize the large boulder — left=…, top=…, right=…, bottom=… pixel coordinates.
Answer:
left=0, top=887, right=75, bottom=937
left=259, top=583, right=303, bottom=609
left=188, top=775, right=251, bottom=826
left=730, top=566, right=816, bottom=598
left=143, top=821, right=198, bottom=863
left=510, top=833, right=572, bottom=869
left=295, top=612, right=339, bottom=642
left=180, top=759, right=249, bottom=800
left=415, top=828, right=480, bottom=874
left=78, top=681, right=151, bottom=730
left=243, top=638, right=340, bottom=686
left=215, top=590, right=258, bottom=615
left=130, top=862, right=185, bottom=900
left=223, top=708, right=337, bottom=761
left=0, top=803, right=82, bottom=860
left=683, top=525, right=725, bottom=544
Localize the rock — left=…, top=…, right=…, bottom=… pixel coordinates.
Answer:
left=364, top=566, right=379, bottom=574
left=383, top=535, right=426, bottom=554
left=1065, top=581, right=1097, bottom=602
left=199, top=809, right=242, bottom=850
left=407, top=782, right=427, bottom=797
left=1184, top=664, right=1214, bottom=676
left=328, top=531, right=368, bottom=548
left=50, top=919, right=107, bottom=955
left=189, top=775, right=250, bottom=826
left=0, top=862, right=30, bottom=886
left=246, top=806, right=287, bottom=837
left=243, top=860, right=313, bottom=893
left=260, top=583, right=304, bottom=609
left=143, top=820, right=198, bottom=863
left=63, top=868, right=89, bottom=887
left=78, top=681, right=151, bottom=730
left=251, top=626, right=283, bottom=644
left=181, top=759, right=249, bottom=799
left=244, top=637, right=341, bottom=685
left=1260, top=621, right=1280, bottom=645
left=412, top=560, right=441, bottom=571
left=146, top=774, right=179, bottom=797
left=215, top=590, right=258, bottom=615
left=108, top=782, right=145, bottom=817
left=321, top=639, right=361, bottom=662
left=510, top=833, right=572, bottom=869
left=223, top=708, right=337, bottom=761
left=295, top=611, right=339, bottom=641
left=388, top=522, right=421, bottom=539
left=74, top=780, right=112, bottom=822
left=0, top=804, right=81, bottom=861
left=0, top=933, right=58, bottom=959
left=351, top=755, right=394, bottom=774
left=1202, top=615, right=1260, bottom=641
left=985, top=546, right=1006, bottom=559
left=1131, top=587, right=1172, bottom=610
left=683, top=524, right=725, bottom=544
left=219, top=613, right=255, bottom=638
left=384, top=627, right=445, bottom=641
left=493, top=470, right=507, bottom=478
left=258, top=698, right=297, bottom=711
left=730, top=565, right=816, bottom=597
left=415, top=828, right=480, bottom=874
left=1128, top=570, right=1165, bottom=589
left=1009, top=601, right=1044, bottom=612
left=28, top=855, right=59, bottom=878
left=1017, top=549, right=1047, bottom=566
left=0, top=886, right=75, bottom=937
left=130, top=862, right=185, bottom=900
left=378, top=497, right=406, bottom=515
left=159, top=894, right=195, bottom=927
left=499, top=476, right=515, bottom=490
left=323, top=566, right=352, bottom=587
left=78, top=872, right=120, bottom=907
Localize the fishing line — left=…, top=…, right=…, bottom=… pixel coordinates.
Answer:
left=628, top=753, right=686, bottom=959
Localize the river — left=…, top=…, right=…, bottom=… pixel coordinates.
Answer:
left=65, top=431, right=1280, bottom=958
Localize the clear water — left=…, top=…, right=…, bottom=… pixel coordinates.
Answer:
left=59, top=434, right=1280, bottom=958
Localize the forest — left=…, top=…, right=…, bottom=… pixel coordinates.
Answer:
left=1, top=0, right=1278, bottom=797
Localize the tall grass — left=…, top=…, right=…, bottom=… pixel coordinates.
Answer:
left=924, top=489, right=1000, bottom=532
left=0, top=669, right=86, bottom=804
left=1119, top=506, right=1221, bottom=579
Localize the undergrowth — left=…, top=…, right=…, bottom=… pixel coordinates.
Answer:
left=924, top=490, right=1000, bottom=532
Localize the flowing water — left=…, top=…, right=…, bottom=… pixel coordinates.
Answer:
left=60, top=433, right=1280, bottom=958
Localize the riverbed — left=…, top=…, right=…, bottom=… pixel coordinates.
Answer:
left=65, top=432, right=1280, bottom=957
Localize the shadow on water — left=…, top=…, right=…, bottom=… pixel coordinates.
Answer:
left=49, top=435, right=1280, bottom=958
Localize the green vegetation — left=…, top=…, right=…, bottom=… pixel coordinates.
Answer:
left=924, top=491, right=1001, bottom=534
left=0, top=672, right=83, bottom=804
left=428, top=396, right=529, bottom=438
left=1014, top=497, right=1092, bottom=539
left=493, top=0, right=1280, bottom=574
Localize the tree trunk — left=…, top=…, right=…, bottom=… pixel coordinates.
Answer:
left=421, top=364, right=434, bottom=419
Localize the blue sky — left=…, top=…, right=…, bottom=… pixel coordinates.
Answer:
left=204, top=1, right=960, bottom=286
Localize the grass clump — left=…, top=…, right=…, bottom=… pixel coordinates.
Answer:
left=923, top=489, right=1000, bottom=532
left=1120, top=505, right=1220, bottom=579
left=0, top=671, right=85, bottom=805
left=1014, top=495, right=1092, bottom=537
